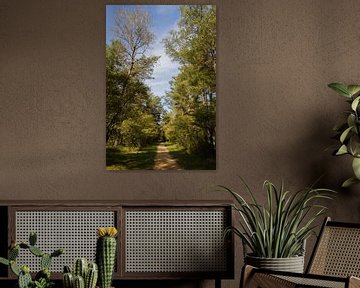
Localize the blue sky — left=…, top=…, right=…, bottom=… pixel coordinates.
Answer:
left=106, top=5, right=180, bottom=101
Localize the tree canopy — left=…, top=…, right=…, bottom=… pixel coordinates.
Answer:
left=163, top=5, right=216, bottom=155
left=106, top=7, right=161, bottom=147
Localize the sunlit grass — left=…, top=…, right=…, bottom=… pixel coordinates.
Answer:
left=106, top=144, right=158, bottom=170
left=166, top=143, right=216, bottom=170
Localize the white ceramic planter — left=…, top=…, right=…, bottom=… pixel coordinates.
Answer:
left=245, top=254, right=305, bottom=273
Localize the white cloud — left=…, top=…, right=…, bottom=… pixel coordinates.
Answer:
left=143, top=7, right=182, bottom=98
left=146, top=26, right=180, bottom=97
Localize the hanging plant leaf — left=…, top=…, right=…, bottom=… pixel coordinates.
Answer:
left=352, top=157, right=360, bottom=179
left=342, top=177, right=360, bottom=188
left=347, top=85, right=360, bottom=97
left=349, top=135, right=360, bottom=157
left=340, top=127, right=353, bottom=143
left=328, top=83, right=351, bottom=97
left=351, top=96, right=360, bottom=111
left=347, top=114, right=356, bottom=129
left=336, top=145, right=348, bottom=155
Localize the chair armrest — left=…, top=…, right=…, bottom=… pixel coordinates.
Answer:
left=349, top=276, right=360, bottom=288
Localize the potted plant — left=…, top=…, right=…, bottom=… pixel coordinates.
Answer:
left=220, top=179, right=334, bottom=273
left=0, top=232, right=64, bottom=288
left=62, top=258, right=98, bottom=288
left=328, top=82, right=360, bottom=187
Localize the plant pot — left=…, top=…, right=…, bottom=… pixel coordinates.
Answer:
left=245, top=254, right=304, bottom=273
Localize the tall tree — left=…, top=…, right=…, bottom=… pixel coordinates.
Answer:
left=164, top=5, right=216, bottom=154
left=106, top=7, right=160, bottom=143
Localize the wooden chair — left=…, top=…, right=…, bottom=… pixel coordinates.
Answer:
left=241, top=217, right=360, bottom=288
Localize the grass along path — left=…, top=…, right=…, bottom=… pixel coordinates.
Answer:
left=166, top=143, right=216, bottom=170
left=106, top=144, right=158, bottom=170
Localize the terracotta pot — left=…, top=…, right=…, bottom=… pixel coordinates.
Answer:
left=245, top=254, right=304, bottom=273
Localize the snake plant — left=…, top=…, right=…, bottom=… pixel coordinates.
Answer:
left=220, top=178, right=335, bottom=258
left=328, top=82, right=360, bottom=187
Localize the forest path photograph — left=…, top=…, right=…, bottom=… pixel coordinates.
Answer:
left=106, top=5, right=216, bottom=170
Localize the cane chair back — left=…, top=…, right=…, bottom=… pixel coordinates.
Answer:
left=307, top=217, right=360, bottom=278
left=241, top=217, right=360, bottom=288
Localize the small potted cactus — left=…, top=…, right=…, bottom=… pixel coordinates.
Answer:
left=0, top=232, right=64, bottom=288
left=96, top=227, right=118, bottom=288
left=63, top=258, right=98, bottom=288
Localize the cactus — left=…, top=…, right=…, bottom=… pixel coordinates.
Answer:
left=63, top=272, right=74, bottom=288
left=85, top=263, right=98, bottom=288
left=74, top=275, right=85, bottom=288
left=10, top=260, right=20, bottom=276
left=64, top=265, right=72, bottom=273
left=41, top=253, right=52, bottom=270
left=29, top=232, right=37, bottom=246
left=96, top=227, right=118, bottom=288
left=51, top=248, right=63, bottom=257
left=19, top=243, right=29, bottom=249
left=18, top=270, right=32, bottom=288
left=0, top=257, right=9, bottom=266
left=0, top=232, right=63, bottom=288
left=63, top=260, right=98, bottom=288
left=9, top=246, right=19, bottom=260
left=29, top=245, right=44, bottom=257
left=74, top=258, right=88, bottom=279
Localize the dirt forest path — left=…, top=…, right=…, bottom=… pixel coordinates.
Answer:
left=153, top=143, right=182, bottom=170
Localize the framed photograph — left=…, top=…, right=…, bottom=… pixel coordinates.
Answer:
left=106, top=5, right=216, bottom=170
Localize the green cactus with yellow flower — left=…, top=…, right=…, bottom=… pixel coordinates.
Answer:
left=96, top=227, right=118, bottom=288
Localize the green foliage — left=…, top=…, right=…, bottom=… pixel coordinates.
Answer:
left=220, top=179, right=335, bottom=258
left=328, top=82, right=360, bottom=187
left=166, top=143, right=216, bottom=169
left=106, top=144, right=158, bottom=170
left=163, top=5, right=216, bottom=157
left=121, top=113, right=160, bottom=148
left=106, top=7, right=161, bottom=146
left=0, top=233, right=63, bottom=288
left=32, top=278, right=54, bottom=288
left=164, top=114, right=205, bottom=154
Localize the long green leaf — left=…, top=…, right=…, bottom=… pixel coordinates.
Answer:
left=221, top=179, right=335, bottom=258
left=328, top=83, right=351, bottom=97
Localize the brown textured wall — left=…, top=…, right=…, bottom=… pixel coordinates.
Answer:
left=1, top=0, right=360, bottom=287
